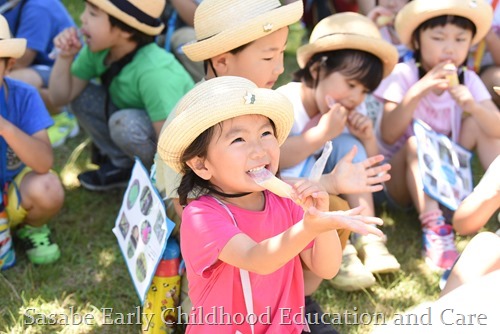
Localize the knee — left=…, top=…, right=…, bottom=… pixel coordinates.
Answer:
left=24, top=173, right=64, bottom=211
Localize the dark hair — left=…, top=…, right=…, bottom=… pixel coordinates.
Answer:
left=411, top=15, right=476, bottom=57
left=177, top=126, right=217, bottom=206
left=293, top=49, right=384, bottom=92
left=177, top=118, right=277, bottom=205
left=108, top=15, right=156, bottom=45
left=203, top=42, right=251, bottom=75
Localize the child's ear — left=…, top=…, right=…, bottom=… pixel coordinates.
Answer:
left=309, top=62, right=320, bottom=81
left=6, top=58, right=16, bottom=72
left=186, top=156, right=212, bottom=180
left=211, top=53, right=230, bottom=75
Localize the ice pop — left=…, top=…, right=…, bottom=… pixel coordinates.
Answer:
left=249, top=168, right=293, bottom=198
left=494, top=86, right=500, bottom=95
left=444, top=63, right=459, bottom=86
left=376, top=14, right=394, bottom=27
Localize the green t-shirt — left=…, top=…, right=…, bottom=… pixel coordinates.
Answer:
left=71, top=43, right=194, bottom=122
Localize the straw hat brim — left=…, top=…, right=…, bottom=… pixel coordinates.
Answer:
left=87, top=0, right=164, bottom=36
left=182, top=1, right=303, bottom=61
left=0, top=39, right=26, bottom=59
left=395, top=0, right=493, bottom=50
left=158, top=87, right=294, bottom=174
left=296, top=34, right=398, bottom=78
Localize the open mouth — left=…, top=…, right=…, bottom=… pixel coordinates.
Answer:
left=247, top=165, right=271, bottom=181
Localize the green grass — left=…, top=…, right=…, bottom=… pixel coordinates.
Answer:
left=0, top=1, right=498, bottom=333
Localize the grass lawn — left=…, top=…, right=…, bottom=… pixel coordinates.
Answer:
left=1, top=1, right=498, bottom=333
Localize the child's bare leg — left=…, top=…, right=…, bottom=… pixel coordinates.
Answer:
left=460, top=116, right=500, bottom=170
left=20, top=172, right=64, bottom=227
left=453, top=156, right=500, bottom=235
left=440, top=232, right=500, bottom=296
left=387, top=137, right=458, bottom=271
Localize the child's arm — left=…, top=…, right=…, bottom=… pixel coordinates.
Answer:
left=218, top=184, right=383, bottom=278
left=381, top=62, right=450, bottom=145
left=49, top=27, right=88, bottom=107
left=0, top=117, right=53, bottom=173
left=346, top=110, right=378, bottom=157
left=448, top=86, right=500, bottom=138
left=280, top=103, right=347, bottom=169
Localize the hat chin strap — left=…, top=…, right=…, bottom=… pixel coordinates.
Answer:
left=209, top=187, right=251, bottom=198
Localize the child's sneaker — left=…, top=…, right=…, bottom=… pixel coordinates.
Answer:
left=16, top=225, right=60, bottom=265
left=48, top=109, right=80, bottom=148
left=354, top=234, right=401, bottom=274
left=328, top=242, right=376, bottom=291
left=422, top=217, right=458, bottom=272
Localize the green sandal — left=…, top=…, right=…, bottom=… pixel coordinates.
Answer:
left=16, top=225, right=60, bottom=265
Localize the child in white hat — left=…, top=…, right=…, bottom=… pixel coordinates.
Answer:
left=277, top=12, right=400, bottom=291
left=49, top=0, right=194, bottom=191
left=0, top=14, right=63, bottom=268
left=373, top=0, right=499, bottom=271
left=157, top=76, right=384, bottom=333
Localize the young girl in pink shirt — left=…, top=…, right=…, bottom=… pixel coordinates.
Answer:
left=374, top=0, right=500, bottom=271
left=157, top=76, right=383, bottom=333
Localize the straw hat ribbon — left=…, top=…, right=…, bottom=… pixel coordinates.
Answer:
left=158, top=76, right=294, bottom=174
left=87, top=0, right=165, bottom=36
left=296, top=12, right=398, bottom=78
left=395, top=0, right=493, bottom=50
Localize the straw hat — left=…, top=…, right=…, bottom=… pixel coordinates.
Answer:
left=158, top=76, right=294, bottom=174
left=0, top=15, right=26, bottom=58
left=296, top=12, right=398, bottom=78
left=395, top=0, right=493, bottom=50
left=87, top=0, right=165, bottom=36
left=182, top=0, right=304, bottom=61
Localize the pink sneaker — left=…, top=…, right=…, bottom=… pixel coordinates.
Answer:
left=422, top=218, right=459, bottom=272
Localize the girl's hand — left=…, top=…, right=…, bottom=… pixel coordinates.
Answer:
left=367, top=6, right=394, bottom=27
left=327, top=146, right=391, bottom=195
left=411, top=62, right=451, bottom=98
left=53, top=27, right=82, bottom=58
left=315, top=98, right=347, bottom=141
left=304, top=205, right=384, bottom=236
left=290, top=179, right=329, bottom=212
left=448, top=85, right=477, bottom=114
left=346, top=111, right=375, bottom=142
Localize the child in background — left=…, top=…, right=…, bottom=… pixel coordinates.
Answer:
left=1, top=0, right=79, bottom=147
left=467, top=0, right=500, bottom=108
left=0, top=15, right=64, bottom=269
left=49, top=0, right=194, bottom=191
left=374, top=0, right=500, bottom=271
left=367, top=0, right=413, bottom=63
left=157, top=76, right=384, bottom=333
left=278, top=12, right=400, bottom=291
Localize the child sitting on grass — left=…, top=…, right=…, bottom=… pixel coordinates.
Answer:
left=0, top=14, right=64, bottom=269
left=157, top=76, right=384, bottom=333
left=373, top=0, right=499, bottom=271
left=277, top=12, right=400, bottom=291
left=49, top=0, right=193, bottom=191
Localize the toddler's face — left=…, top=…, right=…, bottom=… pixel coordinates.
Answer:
left=417, top=23, right=473, bottom=71
left=225, top=27, right=288, bottom=89
left=315, top=72, right=368, bottom=114
left=202, top=115, right=280, bottom=194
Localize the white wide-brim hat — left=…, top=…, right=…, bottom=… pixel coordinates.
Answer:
left=158, top=76, right=294, bottom=174
left=87, top=0, right=165, bottom=36
left=182, top=0, right=304, bottom=61
left=297, top=12, right=398, bottom=78
left=395, top=0, right=493, bottom=50
left=0, top=15, right=26, bottom=58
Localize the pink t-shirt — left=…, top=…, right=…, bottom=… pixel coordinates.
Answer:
left=373, top=59, right=491, bottom=160
left=181, top=191, right=310, bottom=334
